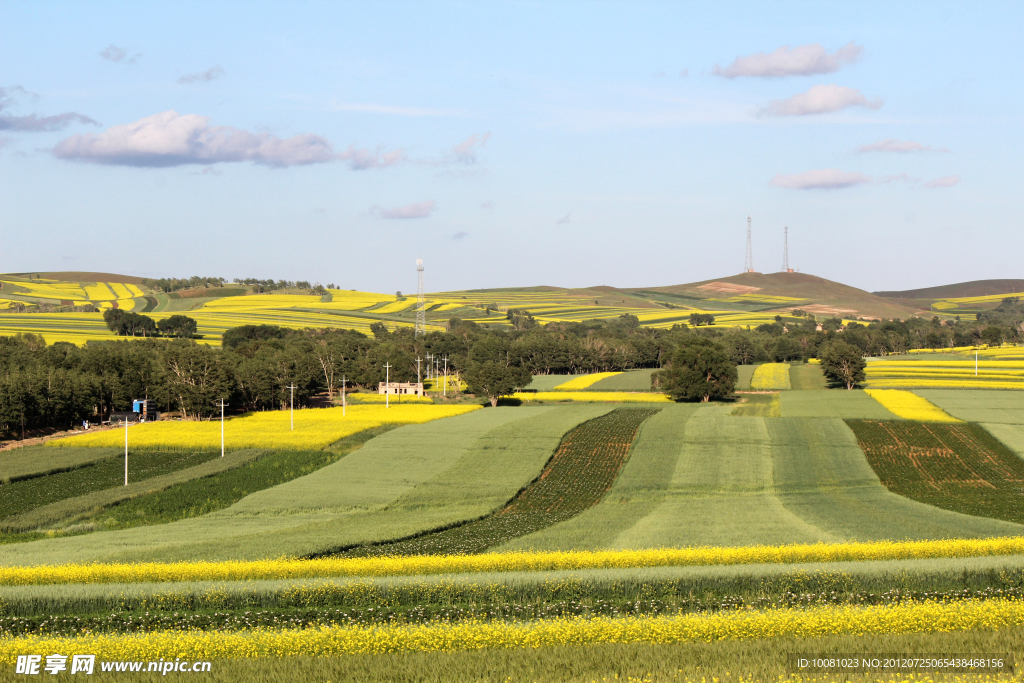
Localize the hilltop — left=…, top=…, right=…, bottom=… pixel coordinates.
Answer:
left=9, top=272, right=146, bottom=285
left=875, top=279, right=1024, bottom=300
left=619, top=271, right=921, bottom=321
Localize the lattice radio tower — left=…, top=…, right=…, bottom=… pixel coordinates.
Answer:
left=744, top=216, right=754, bottom=272
left=782, top=226, right=790, bottom=272
left=414, top=258, right=426, bottom=336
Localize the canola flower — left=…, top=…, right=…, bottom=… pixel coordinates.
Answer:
left=554, top=372, right=622, bottom=390
left=749, top=363, right=791, bottom=391
left=8, top=537, right=1024, bottom=586
left=864, top=389, right=961, bottom=422
left=49, top=404, right=480, bottom=450
left=1, top=599, right=1021, bottom=661
left=865, top=379, right=1024, bottom=390
left=344, top=393, right=433, bottom=404
left=514, top=392, right=671, bottom=403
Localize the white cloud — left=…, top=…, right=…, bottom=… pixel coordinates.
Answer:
left=340, top=145, right=406, bottom=170
left=178, top=66, right=224, bottom=84
left=452, top=231, right=468, bottom=239
left=925, top=175, right=960, bottom=188
left=52, top=110, right=341, bottom=167
left=373, top=200, right=436, bottom=219
left=761, top=84, right=881, bottom=117
left=0, top=86, right=99, bottom=132
left=714, top=42, right=863, bottom=78
left=770, top=169, right=872, bottom=190
left=452, top=132, right=490, bottom=163
left=557, top=212, right=571, bottom=225
left=857, top=138, right=946, bottom=153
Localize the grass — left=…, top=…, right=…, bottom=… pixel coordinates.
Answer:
left=334, top=408, right=660, bottom=557
left=730, top=394, right=780, bottom=417
left=587, top=369, right=657, bottom=392
left=778, top=390, right=901, bottom=420
left=0, top=449, right=220, bottom=519
left=847, top=419, right=1024, bottom=526
left=0, top=445, right=122, bottom=483
left=0, top=448, right=268, bottom=534
left=750, top=363, right=791, bottom=390
left=0, top=406, right=610, bottom=565
left=915, top=388, right=1024, bottom=424
left=526, top=375, right=579, bottom=391
left=788, top=363, right=827, bottom=390
left=554, top=372, right=622, bottom=390
left=498, top=406, right=1024, bottom=552
left=736, top=365, right=756, bottom=390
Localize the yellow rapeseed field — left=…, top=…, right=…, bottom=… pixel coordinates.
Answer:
left=8, top=537, right=1024, bottom=586
left=49, top=405, right=479, bottom=451
left=864, top=389, right=961, bottom=422
left=749, top=363, right=791, bottom=390
left=344, top=393, right=433, bottom=404
left=2, top=599, right=1021, bottom=661
left=514, top=392, right=671, bottom=403
left=554, top=372, right=622, bottom=390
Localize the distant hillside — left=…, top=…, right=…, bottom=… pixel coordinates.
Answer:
left=8, top=271, right=147, bottom=285
left=628, top=272, right=921, bottom=320
left=874, top=279, right=1024, bottom=300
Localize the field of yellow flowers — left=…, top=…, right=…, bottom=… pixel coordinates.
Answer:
left=749, top=363, right=791, bottom=391
left=7, top=537, right=1024, bottom=586
left=49, top=405, right=479, bottom=450
left=864, top=389, right=961, bottom=422
left=3, top=599, right=1022, bottom=662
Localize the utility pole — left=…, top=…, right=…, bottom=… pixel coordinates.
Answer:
left=383, top=363, right=392, bottom=408
left=342, top=376, right=347, bottom=417
left=215, top=398, right=227, bottom=457
left=744, top=215, right=754, bottom=273
left=286, top=384, right=297, bottom=430
left=426, top=353, right=433, bottom=381
left=415, top=258, right=426, bottom=336
left=443, top=355, right=449, bottom=397
left=416, top=356, right=422, bottom=391
left=124, top=416, right=129, bottom=486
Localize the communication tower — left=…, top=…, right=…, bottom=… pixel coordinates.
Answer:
left=782, top=226, right=793, bottom=272
left=415, top=258, right=426, bottom=336
left=744, top=216, right=755, bottom=273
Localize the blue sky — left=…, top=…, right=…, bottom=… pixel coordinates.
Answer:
left=1, top=1, right=1021, bottom=294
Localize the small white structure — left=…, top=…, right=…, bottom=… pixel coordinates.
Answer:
left=379, top=382, right=424, bottom=397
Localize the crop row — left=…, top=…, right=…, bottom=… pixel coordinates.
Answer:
left=847, top=419, right=1024, bottom=526
left=4, top=599, right=1024, bottom=661
left=339, top=408, right=661, bottom=557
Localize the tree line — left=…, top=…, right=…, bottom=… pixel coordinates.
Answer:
left=1, top=303, right=1018, bottom=435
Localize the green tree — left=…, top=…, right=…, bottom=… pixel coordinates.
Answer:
left=654, top=338, right=736, bottom=402
left=464, top=338, right=532, bottom=406
left=819, top=340, right=866, bottom=390
left=157, top=315, right=198, bottom=338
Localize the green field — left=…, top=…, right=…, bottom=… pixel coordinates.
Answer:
left=496, top=405, right=1024, bottom=552
left=587, top=369, right=657, bottom=391
left=779, top=390, right=901, bottom=419
left=0, top=405, right=610, bottom=565
left=917, top=389, right=1024, bottom=423
left=789, top=362, right=827, bottom=389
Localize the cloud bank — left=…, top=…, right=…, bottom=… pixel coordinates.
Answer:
left=856, top=138, right=946, bottom=153
left=714, top=42, right=863, bottom=78
left=373, top=200, right=436, bottom=219
left=925, top=175, right=960, bottom=188
left=178, top=66, right=224, bottom=84
left=761, top=84, right=881, bottom=116
left=770, top=169, right=872, bottom=190
left=52, top=110, right=344, bottom=168
left=0, top=86, right=99, bottom=132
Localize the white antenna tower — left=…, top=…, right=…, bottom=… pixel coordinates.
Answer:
left=744, top=216, right=754, bottom=273
left=414, top=258, right=425, bottom=336
left=782, top=226, right=791, bottom=272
